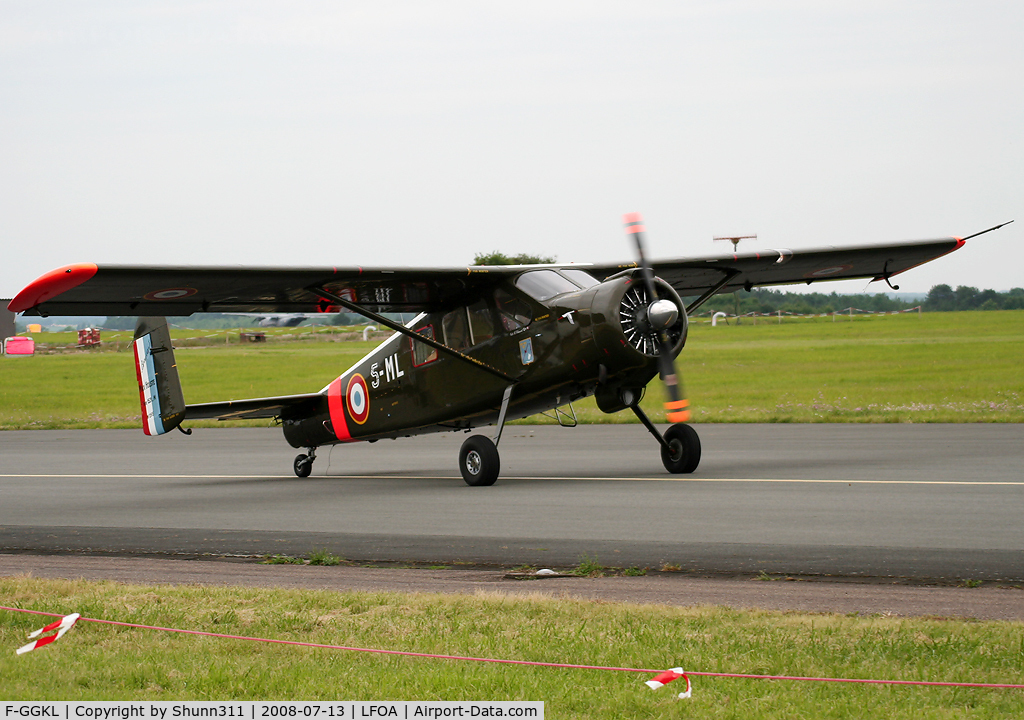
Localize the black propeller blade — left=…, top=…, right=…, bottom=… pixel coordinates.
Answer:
left=623, top=212, right=689, bottom=423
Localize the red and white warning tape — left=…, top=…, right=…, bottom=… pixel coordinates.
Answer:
left=16, top=613, right=80, bottom=655
left=645, top=667, right=692, bottom=699
left=5, top=606, right=1024, bottom=694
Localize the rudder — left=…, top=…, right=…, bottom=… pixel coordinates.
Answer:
left=132, top=317, right=185, bottom=435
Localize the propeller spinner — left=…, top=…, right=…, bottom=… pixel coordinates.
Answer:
left=623, top=212, right=690, bottom=424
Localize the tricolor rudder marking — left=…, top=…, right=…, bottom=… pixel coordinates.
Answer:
left=133, top=333, right=164, bottom=435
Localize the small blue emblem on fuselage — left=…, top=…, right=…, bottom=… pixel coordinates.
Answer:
left=519, top=337, right=535, bottom=365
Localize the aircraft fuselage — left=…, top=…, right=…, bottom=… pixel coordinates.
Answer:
left=280, top=272, right=687, bottom=449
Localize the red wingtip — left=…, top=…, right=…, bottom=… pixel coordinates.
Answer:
left=8, top=263, right=99, bottom=312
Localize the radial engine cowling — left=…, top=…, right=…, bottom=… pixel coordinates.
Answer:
left=590, top=274, right=688, bottom=413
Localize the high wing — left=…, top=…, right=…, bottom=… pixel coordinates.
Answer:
left=8, top=233, right=982, bottom=318
left=8, top=264, right=522, bottom=317
left=588, top=236, right=967, bottom=300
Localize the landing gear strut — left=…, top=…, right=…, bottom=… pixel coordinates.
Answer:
left=458, top=385, right=512, bottom=486
left=630, top=403, right=701, bottom=474
left=293, top=447, right=317, bottom=477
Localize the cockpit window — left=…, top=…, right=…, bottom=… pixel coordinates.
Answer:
left=560, top=268, right=599, bottom=289
left=515, top=270, right=580, bottom=301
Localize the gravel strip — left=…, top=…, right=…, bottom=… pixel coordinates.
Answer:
left=2, top=554, right=1022, bottom=621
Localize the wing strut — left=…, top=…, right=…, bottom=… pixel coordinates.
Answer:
left=684, top=269, right=741, bottom=315
left=308, top=286, right=515, bottom=383
left=493, top=384, right=515, bottom=446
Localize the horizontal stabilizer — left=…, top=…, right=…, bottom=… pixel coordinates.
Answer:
left=186, top=393, right=323, bottom=421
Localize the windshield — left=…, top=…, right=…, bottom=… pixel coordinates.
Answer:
left=515, top=270, right=582, bottom=301
left=560, top=268, right=599, bottom=289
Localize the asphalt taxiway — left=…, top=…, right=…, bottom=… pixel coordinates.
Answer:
left=1, top=424, right=1022, bottom=582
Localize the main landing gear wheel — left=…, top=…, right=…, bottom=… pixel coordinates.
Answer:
left=661, top=424, right=701, bottom=474
left=459, top=435, right=500, bottom=487
left=293, top=449, right=316, bottom=478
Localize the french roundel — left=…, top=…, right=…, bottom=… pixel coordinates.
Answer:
left=803, top=265, right=853, bottom=279
left=143, top=287, right=198, bottom=301
left=346, top=374, right=369, bottom=425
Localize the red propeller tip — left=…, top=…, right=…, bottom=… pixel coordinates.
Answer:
left=665, top=399, right=690, bottom=423
left=623, top=212, right=646, bottom=234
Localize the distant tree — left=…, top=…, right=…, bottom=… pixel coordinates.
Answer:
left=788, top=300, right=816, bottom=315
left=696, top=287, right=919, bottom=315
left=954, top=285, right=980, bottom=310
left=329, top=312, right=366, bottom=326
left=1005, top=289, right=1024, bottom=310
left=693, top=283, right=1023, bottom=314
left=106, top=314, right=255, bottom=330
left=924, top=284, right=955, bottom=312
left=472, top=251, right=556, bottom=265
left=976, top=289, right=1002, bottom=309
left=870, top=293, right=899, bottom=311
left=102, top=316, right=136, bottom=330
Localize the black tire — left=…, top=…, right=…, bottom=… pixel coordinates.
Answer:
left=293, top=454, right=313, bottom=478
left=661, top=423, right=701, bottom=474
left=459, top=435, right=500, bottom=486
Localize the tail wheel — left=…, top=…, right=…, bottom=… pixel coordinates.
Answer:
left=661, top=423, right=701, bottom=474
left=459, top=435, right=500, bottom=487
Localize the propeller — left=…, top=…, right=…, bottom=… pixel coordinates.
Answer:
left=622, top=212, right=690, bottom=423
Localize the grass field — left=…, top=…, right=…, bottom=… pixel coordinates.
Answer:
left=1, top=311, right=1022, bottom=429
left=2, top=577, right=1023, bottom=717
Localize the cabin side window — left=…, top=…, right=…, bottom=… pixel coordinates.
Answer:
left=411, top=324, right=438, bottom=366
left=467, top=299, right=495, bottom=344
left=443, top=299, right=498, bottom=350
left=495, top=288, right=533, bottom=332
left=442, top=308, right=471, bottom=351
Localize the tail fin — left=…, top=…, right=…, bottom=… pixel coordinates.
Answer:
left=132, top=317, right=185, bottom=435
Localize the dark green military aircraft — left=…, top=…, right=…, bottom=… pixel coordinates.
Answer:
left=9, top=216, right=1010, bottom=485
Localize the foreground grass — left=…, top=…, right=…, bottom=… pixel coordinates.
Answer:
left=2, top=311, right=1022, bottom=429
left=1, top=577, right=1022, bottom=718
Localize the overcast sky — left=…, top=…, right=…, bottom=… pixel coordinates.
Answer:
left=2, top=1, right=1021, bottom=300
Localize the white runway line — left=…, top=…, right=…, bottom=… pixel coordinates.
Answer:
left=2, top=474, right=1022, bottom=486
